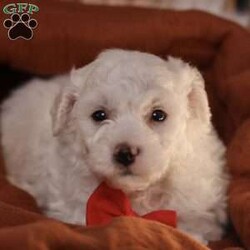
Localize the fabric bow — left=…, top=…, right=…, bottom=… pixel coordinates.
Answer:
left=86, top=182, right=177, bottom=227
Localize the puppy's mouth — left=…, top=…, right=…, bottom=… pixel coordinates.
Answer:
left=108, top=174, right=151, bottom=193
left=110, top=166, right=154, bottom=193
left=118, top=166, right=134, bottom=176
left=86, top=153, right=157, bottom=192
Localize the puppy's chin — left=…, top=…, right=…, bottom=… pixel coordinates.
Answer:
left=107, top=175, right=153, bottom=194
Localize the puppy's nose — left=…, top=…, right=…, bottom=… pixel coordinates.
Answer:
left=114, top=144, right=140, bottom=167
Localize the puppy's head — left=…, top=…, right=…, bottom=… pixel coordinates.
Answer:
left=51, top=49, right=210, bottom=193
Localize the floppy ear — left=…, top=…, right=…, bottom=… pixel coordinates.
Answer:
left=51, top=64, right=94, bottom=136
left=51, top=85, right=78, bottom=136
left=167, top=57, right=211, bottom=126
left=187, top=69, right=211, bottom=126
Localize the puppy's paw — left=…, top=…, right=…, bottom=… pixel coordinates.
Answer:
left=183, top=231, right=208, bottom=245
left=206, top=224, right=224, bottom=242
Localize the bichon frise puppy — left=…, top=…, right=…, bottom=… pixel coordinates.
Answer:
left=1, top=49, right=228, bottom=244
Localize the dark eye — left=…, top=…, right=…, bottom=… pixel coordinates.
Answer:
left=151, top=109, right=167, bottom=122
left=91, top=110, right=107, bottom=122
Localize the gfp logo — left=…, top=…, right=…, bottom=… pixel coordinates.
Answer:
left=3, top=3, right=39, bottom=40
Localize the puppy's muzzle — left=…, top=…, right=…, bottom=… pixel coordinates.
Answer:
left=114, top=144, right=140, bottom=167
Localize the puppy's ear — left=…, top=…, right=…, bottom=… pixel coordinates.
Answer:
left=167, top=57, right=210, bottom=126
left=51, top=64, right=94, bottom=136
left=51, top=85, right=78, bottom=136
left=187, top=69, right=211, bottom=126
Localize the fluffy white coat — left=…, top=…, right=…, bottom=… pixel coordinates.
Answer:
left=1, top=49, right=228, bottom=244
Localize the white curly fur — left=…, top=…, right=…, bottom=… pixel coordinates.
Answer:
left=1, top=49, right=228, bottom=244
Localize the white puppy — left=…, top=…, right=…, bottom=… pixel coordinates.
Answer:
left=1, top=49, right=228, bottom=244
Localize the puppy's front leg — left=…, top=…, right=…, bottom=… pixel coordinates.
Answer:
left=177, top=213, right=224, bottom=245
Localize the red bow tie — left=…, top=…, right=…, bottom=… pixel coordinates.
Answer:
left=86, top=182, right=177, bottom=227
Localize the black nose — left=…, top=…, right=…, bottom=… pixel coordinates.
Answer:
left=114, top=144, right=139, bottom=167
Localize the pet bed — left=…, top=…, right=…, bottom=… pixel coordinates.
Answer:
left=0, top=1, right=249, bottom=249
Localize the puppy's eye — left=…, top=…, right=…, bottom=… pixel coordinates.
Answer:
left=91, top=110, right=107, bottom=122
left=151, top=109, right=167, bottom=122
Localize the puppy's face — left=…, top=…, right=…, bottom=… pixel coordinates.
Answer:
left=76, top=78, right=184, bottom=192
left=52, top=50, right=210, bottom=193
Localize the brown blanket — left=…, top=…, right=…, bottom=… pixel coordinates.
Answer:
left=0, top=1, right=250, bottom=249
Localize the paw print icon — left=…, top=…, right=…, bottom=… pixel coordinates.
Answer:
left=3, top=13, right=38, bottom=40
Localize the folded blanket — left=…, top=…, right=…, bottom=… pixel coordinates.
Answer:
left=0, top=0, right=249, bottom=249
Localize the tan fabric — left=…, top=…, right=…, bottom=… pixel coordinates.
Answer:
left=0, top=195, right=210, bottom=250
left=0, top=0, right=249, bottom=249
